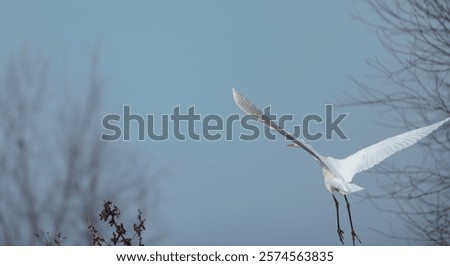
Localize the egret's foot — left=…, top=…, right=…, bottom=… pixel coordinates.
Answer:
left=337, top=228, right=344, bottom=245
left=351, top=230, right=362, bottom=246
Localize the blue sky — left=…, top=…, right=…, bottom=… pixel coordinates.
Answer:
left=0, top=0, right=427, bottom=245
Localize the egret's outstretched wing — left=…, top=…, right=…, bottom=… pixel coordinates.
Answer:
left=337, top=117, right=449, bottom=182
left=232, top=88, right=324, bottom=163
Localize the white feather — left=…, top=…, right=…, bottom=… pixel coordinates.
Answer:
left=333, top=117, right=450, bottom=182
left=232, top=88, right=263, bottom=117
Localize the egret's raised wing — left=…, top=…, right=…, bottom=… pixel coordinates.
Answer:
left=337, top=117, right=449, bottom=182
left=232, top=88, right=324, bottom=163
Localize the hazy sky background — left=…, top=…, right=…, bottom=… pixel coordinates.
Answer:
left=0, top=0, right=432, bottom=245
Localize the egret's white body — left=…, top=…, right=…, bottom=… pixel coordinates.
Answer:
left=232, top=88, right=449, bottom=245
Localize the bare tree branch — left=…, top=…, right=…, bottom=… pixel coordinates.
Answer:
left=0, top=46, right=162, bottom=245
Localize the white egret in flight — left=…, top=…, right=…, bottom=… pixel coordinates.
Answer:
left=232, top=88, right=449, bottom=245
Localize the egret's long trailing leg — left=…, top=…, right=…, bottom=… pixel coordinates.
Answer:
left=344, top=195, right=361, bottom=245
left=332, top=194, right=344, bottom=245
